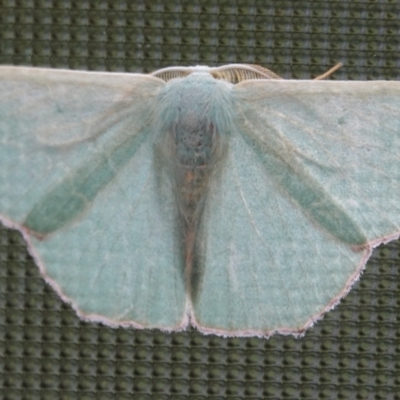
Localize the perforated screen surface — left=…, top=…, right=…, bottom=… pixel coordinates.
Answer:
left=0, top=1, right=399, bottom=399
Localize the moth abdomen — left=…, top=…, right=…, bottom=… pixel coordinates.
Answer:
left=153, top=72, right=234, bottom=286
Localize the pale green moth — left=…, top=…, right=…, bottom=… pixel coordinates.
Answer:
left=0, top=64, right=399, bottom=337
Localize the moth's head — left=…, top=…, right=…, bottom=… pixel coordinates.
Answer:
left=151, top=64, right=282, bottom=84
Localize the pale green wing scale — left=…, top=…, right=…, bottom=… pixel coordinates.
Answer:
left=192, top=79, right=400, bottom=336
left=0, top=66, right=187, bottom=329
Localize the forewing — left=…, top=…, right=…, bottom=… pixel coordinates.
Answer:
left=191, top=80, right=400, bottom=336
left=0, top=67, right=187, bottom=329
left=234, top=80, right=400, bottom=245
left=0, top=66, right=162, bottom=145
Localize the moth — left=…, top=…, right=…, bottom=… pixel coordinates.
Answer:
left=0, top=64, right=399, bottom=337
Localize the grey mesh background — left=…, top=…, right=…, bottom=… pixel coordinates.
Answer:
left=0, top=1, right=399, bottom=399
